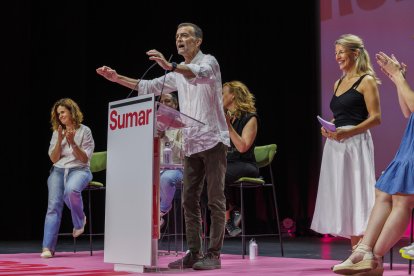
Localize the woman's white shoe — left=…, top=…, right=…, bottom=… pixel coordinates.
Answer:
left=40, top=248, right=54, bottom=258
left=332, top=244, right=377, bottom=275
left=73, top=216, right=87, bottom=238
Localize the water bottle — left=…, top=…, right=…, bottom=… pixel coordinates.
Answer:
left=249, top=238, right=258, bottom=260
left=163, top=142, right=172, bottom=165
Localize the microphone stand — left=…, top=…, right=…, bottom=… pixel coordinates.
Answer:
left=126, top=62, right=158, bottom=99
left=155, top=54, right=173, bottom=110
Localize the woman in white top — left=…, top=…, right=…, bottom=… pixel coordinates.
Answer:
left=41, top=98, right=95, bottom=258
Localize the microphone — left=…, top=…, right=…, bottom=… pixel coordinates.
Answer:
left=156, top=54, right=173, bottom=109
left=126, top=61, right=158, bottom=99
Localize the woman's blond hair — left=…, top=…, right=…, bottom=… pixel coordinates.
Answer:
left=335, top=34, right=381, bottom=84
left=223, top=81, right=256, bottom=119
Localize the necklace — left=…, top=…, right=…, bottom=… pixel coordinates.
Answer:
left=344, top=74, right=360, bottom=81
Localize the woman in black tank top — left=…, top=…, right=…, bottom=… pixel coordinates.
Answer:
left=222, top=81, right=259, bottom=237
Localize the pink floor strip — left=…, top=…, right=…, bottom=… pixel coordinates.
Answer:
left=0, top=250, right=411, bottom=275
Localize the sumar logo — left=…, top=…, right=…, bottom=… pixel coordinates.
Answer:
left=109, top=108, right=152, bottom=130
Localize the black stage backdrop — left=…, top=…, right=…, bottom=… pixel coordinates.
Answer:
left=1, top=1, right=321, bottom=240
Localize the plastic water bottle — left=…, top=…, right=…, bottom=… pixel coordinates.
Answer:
left=163, top=142, right=172, bottom=165
left=249, top=238, right=258, bottom=260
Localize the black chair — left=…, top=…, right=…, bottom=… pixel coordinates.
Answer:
left=388, top=208, right=414, bottom=274
left=162, top=181, right=184, bottom=255
left=81, top=151, right=106, bottom=255
left=409, top=209, right=414, bottom=274
left=229, top=144, right=284, bottom=258
left=402, top=208, right=414, bottom=274
left=60, top=151, right=107, bottom=256
left=162, top=179, right=208, bottom=254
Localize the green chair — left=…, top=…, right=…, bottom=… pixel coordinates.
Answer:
left=58, top=151, right=107, bottom=255
left=72, top=151, right=107, bottom=255
left=229, top=144, right=284, bottom=258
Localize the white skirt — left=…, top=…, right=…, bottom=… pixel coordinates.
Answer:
left=311, top=127, right=376, bottom=238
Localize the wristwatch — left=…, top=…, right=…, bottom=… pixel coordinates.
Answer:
left=171, top=62, right=177, bottom=72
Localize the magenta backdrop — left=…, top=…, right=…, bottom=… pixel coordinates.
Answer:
left=321, top=0, right=414, bottom=177
left=320, top=0, right=414, bottom=236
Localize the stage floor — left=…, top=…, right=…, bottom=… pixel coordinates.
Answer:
left=1, top=236, right=414, bottom=275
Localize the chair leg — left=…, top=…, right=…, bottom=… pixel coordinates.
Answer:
left=73, top=237, right=77, bottom=253
left=240, top=185, right=246, bottom=259
left=409, top=209, right=414, bottom=274
left=173, top=199, right=177, bottom=254
left=88, top=189, right=93, bottom=256
left=270, top=184, right=284, bottom=256
left=165, top=204, right=171, bottom=253
left=168, top=188, right=183, bottom=256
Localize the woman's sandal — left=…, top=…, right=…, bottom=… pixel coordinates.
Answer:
left=353, top=267, right=384, bottom=276
left=332, top=243, right=377, bottom=275
left=353, top=256, right=384, bottom=276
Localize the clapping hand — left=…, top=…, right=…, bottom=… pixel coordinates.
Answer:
left=57, top=125, right=64, bottom=142
left=65, top=128, right=76, bottom=146
left=375, top=52, right=407, bottom=82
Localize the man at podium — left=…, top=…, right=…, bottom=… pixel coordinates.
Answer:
left=96, top=22, right=230, bottom=270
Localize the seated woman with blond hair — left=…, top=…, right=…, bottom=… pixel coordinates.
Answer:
left=222, top=80, right=259, bottom=237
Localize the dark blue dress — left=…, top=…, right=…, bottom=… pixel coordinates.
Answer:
left=376, top=113, right=414, bottom=194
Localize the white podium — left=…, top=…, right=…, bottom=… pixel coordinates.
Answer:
left=104, top=94, right=203, bottom=273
